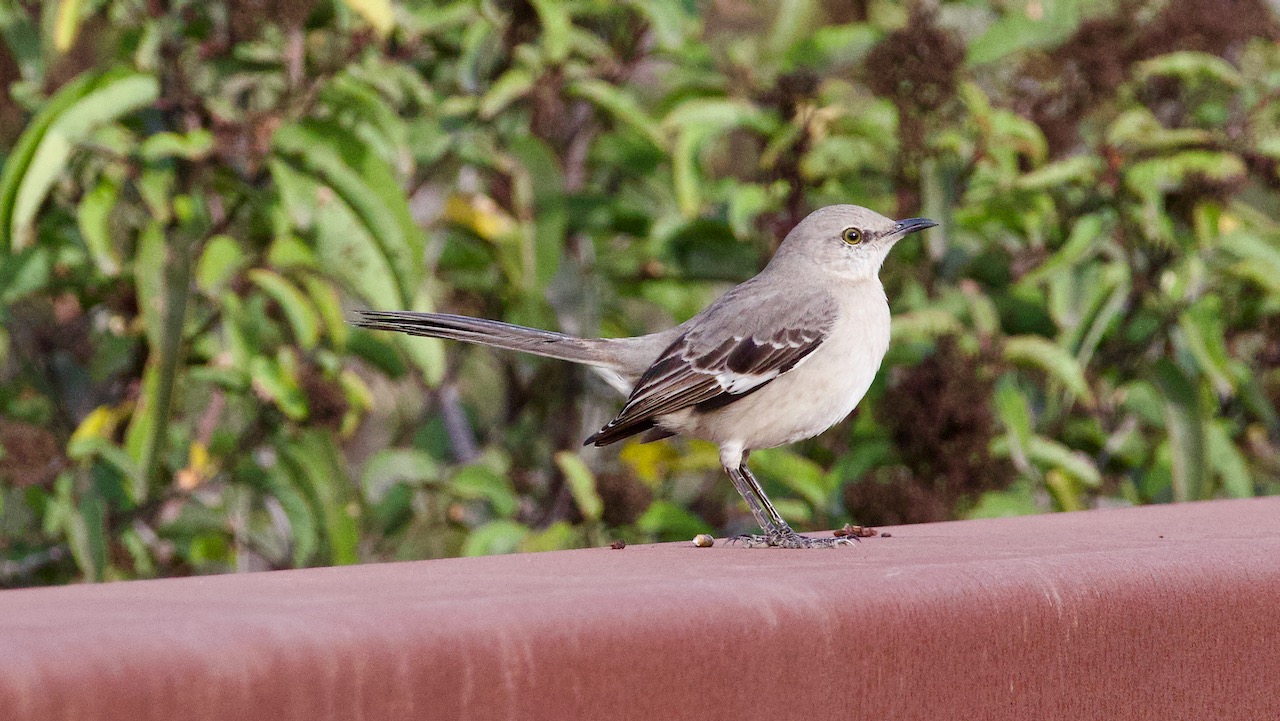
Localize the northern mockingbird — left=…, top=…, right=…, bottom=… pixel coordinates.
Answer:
left=353, top=205, right=936, bottom=548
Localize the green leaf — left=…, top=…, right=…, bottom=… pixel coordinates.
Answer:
left=280, top=431, right=360, bottom=565
left=628, top=0, right=692, bottom=49
left=964, top=481, right=1044, bottom=519
left=68, top=493, right=108, bottom=582
left=0, top=245, right=52, bottom=304
left=266, top=234, right=316, bottom=269
left=1220, top=231, right=1280, bottom=295
left=462, top=520, right=530, bottom=556
left=66, top=437, right=144, bottom=493
left=529, top=0, right=571, bottom=63
left=890, top=308, right=964, bottom=345
left=271, top=125, right=444, bottom=384
left=0, top=5, right=42, bottom=77
left=554, top=451, right=603, bottom=522
left=993, top=373, right=1033, bottom=457
left=570, top=79, right=666, bottom=149
left=968, top=0, right=1080, bottom=66
left=521, top=521, right=579, bottom=552
left=478, top=68, right=535, bottom=119
left=1020, top=213, right=1110, bottom=286
left=1043, top=468, right=1082, bottom=511
left=249, top=352, right=308, bottom=421
left=672, top=129, right=703, bottom=217
left=2, top=69, right=158, bottom=249
left=1205, top=421, right=1252, bottom=499
left=263, top=466, right=321, bottom=566
left=989, top=109, right=1049, bottom=165
left=1124, top=151, right=1246, bottom=198
left=320, top=74, right=409, bottom=155
left=1177, top=295, right=1234, bottom=396
left=992, top=434, right=1101, bottom=487
left=301, top=273, right=349, bottom=348
left=451, top=463, right=518, bottom=518
left=663, top=98, right=774, bottom=133
left=0, top=71, right=97, bottom=253
left=133, top=221, right=167, bottom=355
left=1106, top=108, right=1214, bottom=153
left=637, top=500, right=713, bottom=541
left=76, top=174, right=122, bottom=275
left=271, top=120, right=423, bottom=308
left=360, top=448, right=441, bottom=503
left=122, top=363, right=159, bottom=500
left=1135, top=51, right=1243, bottom=88
left=750, top=448, right=827, bottom=510
left=139, top=129, right=215, bottom=161
left=1016, top=156, right=1104, bottom=192
left=195, top=234, right=246, bottom=296
left=1151, top=359, right=1207, bottom=502
left=1071, top=264, right=1130, bottom=368
left=507, top=135, right=566, bottom=288
left=1003, top=335, right=1094, bottom=407
left=664, top=99, right=776, bottom=216
left=248, top=269, right=321, bottom=350
left=136, top=163, right=174, bottom=223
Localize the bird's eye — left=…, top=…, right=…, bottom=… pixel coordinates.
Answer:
left=841, top=227, right=863, bottom=245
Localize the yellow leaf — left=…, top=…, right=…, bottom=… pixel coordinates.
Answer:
left=54, top=0, right=83, bottom=53
left=443, top=193, right=516, bottom=241
left=619, top=441, right=679, bottom=486
left=342, top=0, right=395, bottom=36
left=70, top=405, right=128, bottom=446
left=177, top=441, right=215, bottom=490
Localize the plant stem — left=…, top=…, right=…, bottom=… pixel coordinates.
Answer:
left=141, top=229, right=194, bottom=492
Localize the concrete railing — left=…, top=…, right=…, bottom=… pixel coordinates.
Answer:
left=3, top=497, right=1279, bottom=720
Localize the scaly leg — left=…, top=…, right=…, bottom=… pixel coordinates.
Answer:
left=727, top=464, right=856, bottom=549
left=724, top=464, right=785, bottom=537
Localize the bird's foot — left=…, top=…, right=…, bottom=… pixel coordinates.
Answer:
left=729, top=527, right=858, bottom=549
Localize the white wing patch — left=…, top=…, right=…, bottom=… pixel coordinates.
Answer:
left=586, top=323, right=831, bottom=446
left=714, top=370, right=775, bottom=393
left=709, top=335, right=810, bottom=393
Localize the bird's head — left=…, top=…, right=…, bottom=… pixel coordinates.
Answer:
left=766, top=204, right=937, bottom=282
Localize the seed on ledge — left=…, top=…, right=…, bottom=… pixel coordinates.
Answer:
left=692, top=534, right=715, bottom=547
left=833, top=524, right=878, bottom=538
left=609, top=540, right=626, bottom=550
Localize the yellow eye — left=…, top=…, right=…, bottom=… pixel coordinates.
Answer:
left=841, top=227, right=863, bottom=245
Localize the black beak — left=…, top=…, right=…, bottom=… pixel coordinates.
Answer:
left=892, top=217, right=938, bottom=236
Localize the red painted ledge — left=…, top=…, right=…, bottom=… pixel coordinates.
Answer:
left=3, top=497, right=1279, bottom=721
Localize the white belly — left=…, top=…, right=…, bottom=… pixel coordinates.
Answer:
left=662, top=285, right=891, bottom=451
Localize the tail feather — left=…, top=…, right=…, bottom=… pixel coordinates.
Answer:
left=351, top=310, right=617, bottom=370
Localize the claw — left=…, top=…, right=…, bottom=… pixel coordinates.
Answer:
left=729, top=529, right=858, bottom=549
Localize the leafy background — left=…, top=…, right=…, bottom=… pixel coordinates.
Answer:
left=2, top=0, right=1278, bottom=586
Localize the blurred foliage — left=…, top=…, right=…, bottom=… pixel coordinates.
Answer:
left=1, top=0, right=1279, bottom=586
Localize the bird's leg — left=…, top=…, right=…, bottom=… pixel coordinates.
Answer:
left=724, top=464, right=785, bottom=537
left=729, top=464, right=856, bottom=549
left=738, top=463, right=789, bottom=530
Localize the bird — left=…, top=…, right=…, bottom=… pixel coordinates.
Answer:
left=352, top=204, right=936, bottom=548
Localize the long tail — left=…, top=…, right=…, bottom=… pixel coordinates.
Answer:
left=351, top=310, right=621, bottom=370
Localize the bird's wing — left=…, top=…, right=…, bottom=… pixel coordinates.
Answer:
left=585, top=287, right=836, bottom=446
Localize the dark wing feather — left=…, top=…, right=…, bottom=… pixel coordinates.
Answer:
left=584, top=324, right=828, bottom=447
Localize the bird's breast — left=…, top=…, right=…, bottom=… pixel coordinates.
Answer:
left=665, top=286, right=892, bottom=450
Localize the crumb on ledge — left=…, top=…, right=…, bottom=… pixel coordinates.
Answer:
left=692, top=534, right=715, bottom=547
left=609, top=540, right=626, bottom=550
left=833, top=524, right=879, bottom=539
